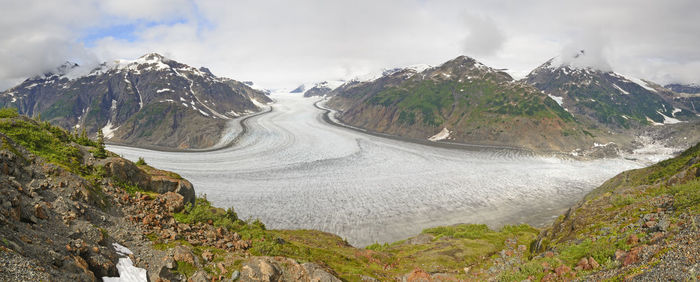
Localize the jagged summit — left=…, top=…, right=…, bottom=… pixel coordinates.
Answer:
left=138, top=52, right=167, bottom=61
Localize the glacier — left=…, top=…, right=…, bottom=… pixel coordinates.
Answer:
left=109, top=93, right=660, bottom=246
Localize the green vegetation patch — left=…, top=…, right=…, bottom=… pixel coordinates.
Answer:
left=0, top=113, right=86, bottom=173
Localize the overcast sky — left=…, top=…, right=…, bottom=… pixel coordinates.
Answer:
left=1, top=0, right=698, bottom=90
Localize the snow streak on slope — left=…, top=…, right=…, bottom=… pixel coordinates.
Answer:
left=109, top=93, right=653, bottom=246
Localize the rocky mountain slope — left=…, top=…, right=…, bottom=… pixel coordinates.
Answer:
left=326, top=55, right=615, bottom=153
left=0, top=53, right=271, bottom=149
left=0, top=109, right=336, bottom=281
left=526, top=50, right=697, bottom=129
left=1, top=108, right=698, bottom=281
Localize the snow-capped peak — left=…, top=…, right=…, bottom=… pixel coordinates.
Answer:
left=312, top=80, right=345, bottom=90
left=351, top=63, right=433, bottom=83
left=544, top=49, right=612, bottom=72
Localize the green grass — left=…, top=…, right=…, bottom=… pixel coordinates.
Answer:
left=669, top=179, right=700, bottom=211
left=0, top=114, right=87, bottom=174
left=175, top=261, right=197, bottom=278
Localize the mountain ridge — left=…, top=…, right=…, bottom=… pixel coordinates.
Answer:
left=0, top=53, right=272, bottom=149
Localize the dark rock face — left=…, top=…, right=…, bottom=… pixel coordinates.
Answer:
left=0, top=53, right=270, bottom=149
left=664, top=83, right=700, bottom=113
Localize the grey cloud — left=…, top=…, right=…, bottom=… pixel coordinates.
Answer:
left=1, top=0, right=700, bottom=90
left=461, top=15, right=505, bottom=56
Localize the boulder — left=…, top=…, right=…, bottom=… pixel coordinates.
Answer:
left=150, top=176, right=195, bottom=205
left=190, top=270, right=212, bottom=282
left=173, top=245, right=196, bottom=266
left=103, top=158, right=150, bottom=188
left=240, top=256, right=340, bottom=282
left=158, top=192, right=185, bottom=213
left=241, top=257, right=281, bottom=281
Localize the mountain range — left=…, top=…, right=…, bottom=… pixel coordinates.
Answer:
left=0, top=53, right=271, bottom=149
left=323, top=52, right=700, bottom=155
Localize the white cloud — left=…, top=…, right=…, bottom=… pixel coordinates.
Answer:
left=1, top=0, right=699, bottom=90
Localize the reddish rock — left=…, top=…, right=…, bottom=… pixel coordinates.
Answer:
left=555, top=264, right=570, bottom=276
left=518, top=245, right=527, bottom=252
left=644, top=220, right=657, bottom=228
left=615, top=249, right=627, bottom=261
left=650, top=232, right=664, bottom=242
left=217, top=262, right=227, bottom=275
left=588, top=257, right=600, bottom=269
left=542, top=273, right=556, bottom=281
left=541, top=262, right=551, bottom=272
left=157, top=192, right=185, bottom=213
left=34, top=203, right=47, bottom=220
left=544, top=251, right=555, bottom=258
left=172, top=245, right=195, bottom=265
left=627, top=234, right=639, bottom=245
left=142, top=214, right=156, bottom=226
left=405, top=268, right=432, bottom=282
left=623, top=247, right=641, bottom=266
left=577, top=257, right=590, bottom=270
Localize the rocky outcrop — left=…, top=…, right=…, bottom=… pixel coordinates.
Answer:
left=102, top=157, right=195, bottom=205
left=0, top=134, right=120, bottom=281
left=240, top=256, right=340, bottom=282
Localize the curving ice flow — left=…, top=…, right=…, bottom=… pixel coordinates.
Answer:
left=109, top=93, right=654, bottom=246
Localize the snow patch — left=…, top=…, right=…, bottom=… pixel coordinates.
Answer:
left=657, top=111, right=682, bottom=124
left=646, top=116, right=663, bottom=126
left=156, top=88, right=173, bottom=93
left=198, top=109, right=210, bottom=117
left=547, top=94, right=564, bottom=106
left=428, top=127, right=451, bottom=142
left=112, top=243, right=133, bottom=256
left=624, top=75, right=657, bottom=92
left=102, top=257, right=147, bottom=282
left=672, top=108, right=682, bottom=117
left=102, top=121, right=118, bottom=139
left=612, top=84, right=629, bottom=95
left=594, top=142, right=615, bottom=147
left=110, top=99, right=117, bottom=111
